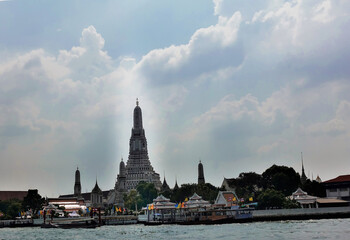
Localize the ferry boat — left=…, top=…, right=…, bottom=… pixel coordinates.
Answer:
left=41, top=218, right=98, bottom=229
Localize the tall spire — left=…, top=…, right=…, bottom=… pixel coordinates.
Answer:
left=133, top=98, right=143, bottom=131
left=74, top=167, right=81, bottom=197
left=300, top=152, right=307, bottom=185
left=174, top=176, right=179, bottom=190
left=161, top=172, right=170, bottom=192
left=198, top=160, right=205, bottom=184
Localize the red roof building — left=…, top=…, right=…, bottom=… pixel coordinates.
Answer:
left=323, top=175, right=350, bottom=201
left=0, top=191, right=28, bottom=201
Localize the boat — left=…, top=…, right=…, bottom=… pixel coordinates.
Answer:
left=41, top=218, right=98, bottom=229
left=177, top=207, right=254, bottom=225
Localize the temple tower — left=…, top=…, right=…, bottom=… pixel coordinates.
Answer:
left=198, top=160, right=205, bottom=184
left=124, top=99, right=161, bottom=190
left=74, top=167, right=81, bottom=197
left=91, top=179, right=103, bottom=208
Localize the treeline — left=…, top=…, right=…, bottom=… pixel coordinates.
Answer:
left=223, top=164, right=325, bottom=209
left=124, top=164, right=326, bottom=211
left=0, top=190, right=44, bottom=219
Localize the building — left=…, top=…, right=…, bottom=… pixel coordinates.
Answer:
left=113, top=99, right=162, bottom=205
left=214, top=191, right=239, bottom=207
left=91, top=179, right=103, bottom=208
left=198, top=160, right=205, bottom=184
left=161, top=176, right=171, bottom=192
left=221, top=178, right=237, bottom=191
left=74, top=167, right=82, bottom=197
left=0, top=191, right=28, bottom=201
left=315, top=175, right=322, bottom=183
left=173, top=179, right=179, bottom=190
left=185, top=193, right=211, bottom=208
left=289, top=187, right=349, bottom=208
left=289, top=188, right=317, bottom=208
left=323, top=175, right=350, bottom=201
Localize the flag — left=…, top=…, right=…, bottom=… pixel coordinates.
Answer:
left=119, top=207, right=122, bottom=212
left=181, top=202, right=185, bottom=208
left=175, top=204, right=178, bottom=208
left=177, top=203, right=181, bottom=209
left=249, top=197, right=253, bottom=202
left=184, top=197, right=188, bottom=202
left=148, top=205, right=151, bottom=210
left=151, top=204, right=154, bottom=210
left=233, top=197, right=236, bottom=201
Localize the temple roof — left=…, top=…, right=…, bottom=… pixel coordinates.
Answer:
left=92, top=180, right=102, bottom=194
left=323, top=175, right=350, bottom=184
left=153, top=194, right=170, bottom=203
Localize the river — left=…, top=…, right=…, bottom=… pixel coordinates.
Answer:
left=1, top=218, right=349, bottom=240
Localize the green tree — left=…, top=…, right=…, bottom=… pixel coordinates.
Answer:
left=123, top=190, right=142, bottom=211
left=22, top=189, right=45, bottom=214
left=257, top=189, right=286, bottom=209
left=136, top=182, right=158, bottom=207
left=170, top=183, right=220, bottom=203
left=302, top=179, right=326, bottom=197
left=7, top=201, right=22, bottom=219
left=234, top=172, right=262, bottom=200
left=262, top=165, right=300, bottom=196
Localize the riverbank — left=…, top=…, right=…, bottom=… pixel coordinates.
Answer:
left=1, top=207, right=350, bottom=228
left=253, top=206, right=350, bottom=221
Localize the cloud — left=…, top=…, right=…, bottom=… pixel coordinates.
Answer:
left=135, top=12, right=243, bottom=85
left=305, top=100, right=350, bottom=135
left=1, top=0, right=350, bottom=192
left=58, top=25, right=113, bottom=82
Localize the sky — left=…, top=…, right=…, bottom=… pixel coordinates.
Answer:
left=1, top=0, right=350, bottom=198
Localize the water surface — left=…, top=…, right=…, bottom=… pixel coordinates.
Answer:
left=1, top=218, right=349, bottom=240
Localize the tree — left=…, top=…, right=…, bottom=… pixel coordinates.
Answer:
left=234, top=172, right=262, bottom=200
left=257, top=189, right=286, bottom=209
left=7, top=201, right=22, bottom=219
left=22, top=189, right=45, bottom=214
left=170, top=183, right=220, bottom=203
left=123, top=190, right=142, bottom=211
left=262, top=165, right=300, bottom=196
left=136, top=181, right=158, bottom=207
left=302, top=179, right=326, bottom=197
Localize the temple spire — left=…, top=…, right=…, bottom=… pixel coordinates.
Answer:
left=300, top=152, right=307, bottom=185
left=198, top=159, right=205, bottom=184
left=74, top=167, right=81, bottom=197
left=136, top=98, right=139, bottom=106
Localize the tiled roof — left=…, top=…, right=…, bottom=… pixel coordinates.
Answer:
left=0, top=191, right=28, bottom=201
left=323, top=175, right=350, bottom=183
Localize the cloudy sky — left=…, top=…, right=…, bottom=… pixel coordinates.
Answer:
left=1, top=0, right=350, bottom=197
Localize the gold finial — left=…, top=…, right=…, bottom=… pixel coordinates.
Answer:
left=136, top=98, right=139, bottom=106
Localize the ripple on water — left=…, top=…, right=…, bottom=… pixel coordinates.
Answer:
left=1, top=219, right=350, bottom=240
